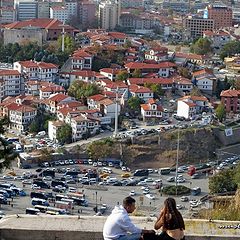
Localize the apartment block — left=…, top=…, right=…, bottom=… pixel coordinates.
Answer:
left=207, top=4, right=232, bottom=29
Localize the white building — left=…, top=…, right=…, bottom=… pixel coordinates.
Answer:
left=71, top=115, right=100, bottom=142
left=13, top=60, right=58, bottom=82
left=129, top=84, right=154, bottom=102
left=140, top=99, right=163, bottom=122
left=70, top=49, right=93, bottom=71
left=177, top=100, right=197, bottom=120
left=8, top=104, right=37, bottom=132
left=177, top=95, right=209, bottom=119
left=0, top=69, right=24, bottom=99
left=99, top=0, right=120, bottom=30
left=48, top=120, right=64, bottom=142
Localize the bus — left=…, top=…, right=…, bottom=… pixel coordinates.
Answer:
left=133, top=169, right=149, bottom=177
left=65, top=171, right=79, bottom=178
left=55, top=194, right=67, bottom=201
left=66, top=192, right=84, bottom=199
left=55, top=201, right=71, bottom=209
left=30, top=191, right=48, bottom=200
left=71, top=197, right=88, bottom=207
left=159, top=168, right=171, bottom=175
left=31, top=198, right=49, bottom=206
left=191, top=187, right=201, bottom=196
left=32, top=180, right=50, bottom=189
left=51, top=180, right=67, bottom=188
left=34, top=205, right=67, bottom=215
left=26, top=208, right=40, bottom=215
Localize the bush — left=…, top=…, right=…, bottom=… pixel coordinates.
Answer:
left=162, top=185, right=191, bottom=195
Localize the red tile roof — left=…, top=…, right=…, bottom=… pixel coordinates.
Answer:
left=87, top=94, right=106, bottom=101
left=183, top=101, right=196, bottom=107
left=179, top=95, right=208, bottom=102
left=220, top=89, right=240, bottom=97
left=38, top=62, right=58, bottom=69
left=129, top=84, right=152, bottom=93
left=192, top=68, right=214, bottom=77
left=107, top=32, right=127, bottom=39
left=98, top=98, right=114, bottom=106
left=0, top=70, right=20, bottom=76
left=141, top=103, right=163, bottom=111
left=40, top=85, right=65, bottom=93
left=128, top=77, right=173, bottom=85
left=72, top=49, right=92, bottom=58
left=175, top=52, right=206, bottom=61
left=58, top=101, right=84, bottom=109
left=4, top=18, right=74, bottom=30
left=104, top=82, right=128, bottom=89
left=125, top=61, right=176, bottom=69
left=100, top=68, right=124, bottom=75
left=71, top=70, right=97, bottom=77
left=49, top=93, right=69, bottom=103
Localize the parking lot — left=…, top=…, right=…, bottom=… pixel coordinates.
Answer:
left=0, top=158, right=215, bottom=219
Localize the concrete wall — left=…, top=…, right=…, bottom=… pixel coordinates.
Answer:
left=0, top=215, right=239, bottom=240
left=212, top=127, right=240, bottom=146
left=3, top=29, right=46, bottom=46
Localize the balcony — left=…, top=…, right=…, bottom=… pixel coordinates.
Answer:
left=0, top=215, right=239, bottom=240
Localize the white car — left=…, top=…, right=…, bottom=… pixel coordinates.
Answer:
left=145, top=194, right=155, bottom=200
left=129, top=190, right=136, bottom=196
left=68, top=187, right=77, bottom=193
left=121, top=166, right=126, bottom=171
left=31, top=184, right=41, bottom=190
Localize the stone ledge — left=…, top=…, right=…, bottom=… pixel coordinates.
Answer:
left=0, top=215, right=239, bottom=240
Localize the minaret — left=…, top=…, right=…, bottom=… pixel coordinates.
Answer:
left=113, top=87, right=119, bottom=138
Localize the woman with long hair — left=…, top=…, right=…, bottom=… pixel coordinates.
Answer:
left=154, top=197, right=185, bottom=240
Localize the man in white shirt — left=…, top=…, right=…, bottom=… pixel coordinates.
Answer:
left=103, top=196, right=155, bottom=240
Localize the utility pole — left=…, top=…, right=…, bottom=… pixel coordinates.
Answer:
left=61, top=21, right=65, bottom=52
left=113, top=87, right=119, bottom=138
left=175, top=127, right=180, bottom=196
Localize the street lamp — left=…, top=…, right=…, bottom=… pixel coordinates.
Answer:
left=95, top=191, right=98, bottom=212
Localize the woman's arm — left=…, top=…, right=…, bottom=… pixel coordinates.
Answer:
left=154, top=212, right=164, bottom=230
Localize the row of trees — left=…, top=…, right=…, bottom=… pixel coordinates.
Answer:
left=0, top=35, right=76, bottom=66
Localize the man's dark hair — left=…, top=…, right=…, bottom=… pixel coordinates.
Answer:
left=123, top=196, right=136, bottom=207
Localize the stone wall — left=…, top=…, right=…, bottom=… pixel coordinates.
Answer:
left=0, top=215, right=239, bottom=240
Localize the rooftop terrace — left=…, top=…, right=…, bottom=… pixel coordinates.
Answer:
left=0, top=215, right=239, bottom=240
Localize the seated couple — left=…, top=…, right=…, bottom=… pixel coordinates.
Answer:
left=103, top=196, right=185, bottom=240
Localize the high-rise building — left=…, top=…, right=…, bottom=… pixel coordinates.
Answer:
left=207, top=4, right=232, bottom=29
left=99, top=0, right=120, bottom=30
left=14, top=0, right=38, bottom=21
left=65, top=0, right=77, bottom=18
left=79, top=1, right=96, bottom=26
left=0, top=7, right=16, bottom=23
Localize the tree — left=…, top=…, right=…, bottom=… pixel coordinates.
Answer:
left=190, top=86, right=202, bottom=96
left=57, top=35, right=75, bottom=54
left=29, top=121, right=40, bottom=133
left=144, top=83, right=164, bottom=97
left=128, top=96, right=143, bottom=111
left=68, top=81, right=100, bottom=103
left=116, top=71, right=128, bottom=81
left=220, top=40, right=240, bottom=60
left=0, top=118, right=17, bottom=169
left=178, top=67, right=191, bottom=79
left=57, top=124, right=72, bottom=144
left=132, top=69, right=142, bottom=78
left=87, top=138, right=113, bottom=160
left=215, top=103, right=226, bottom=122
left=209, top=168, right=238, bottom=194
left=190, top=37, right=212, bottom=55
